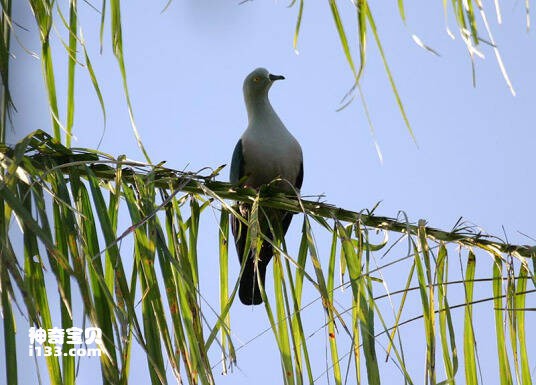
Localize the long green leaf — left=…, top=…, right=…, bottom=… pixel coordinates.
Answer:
left=463, top=250, right=477, bottom=385
left=65, top=0, right=77, bottom=147
left=515, top=263, right=531, bottom=385
left=492, top=255, right=513, bottom=385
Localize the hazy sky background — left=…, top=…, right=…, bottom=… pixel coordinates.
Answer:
left=4, top=0, right=536, bottom=384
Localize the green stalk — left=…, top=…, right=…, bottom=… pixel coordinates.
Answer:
left=65, top=0, right=77, bottom=147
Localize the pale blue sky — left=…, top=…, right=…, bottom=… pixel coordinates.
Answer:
left=5, top=1, right=536, bottom=384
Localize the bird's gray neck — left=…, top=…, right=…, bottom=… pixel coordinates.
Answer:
left=245, top=94, right=276, bottom=123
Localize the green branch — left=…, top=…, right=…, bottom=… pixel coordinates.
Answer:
left=2, top=130, right=534, bottom=259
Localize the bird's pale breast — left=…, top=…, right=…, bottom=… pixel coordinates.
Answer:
left=241, top=129, right=302, bottom=190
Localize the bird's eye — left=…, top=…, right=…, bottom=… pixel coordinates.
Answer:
left=253, top=76, right=260, bottom=82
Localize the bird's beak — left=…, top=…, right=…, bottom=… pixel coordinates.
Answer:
left=268, top=74, right=285, bottom=81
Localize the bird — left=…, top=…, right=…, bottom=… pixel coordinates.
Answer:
left=230, top=67, right=304, bottom=305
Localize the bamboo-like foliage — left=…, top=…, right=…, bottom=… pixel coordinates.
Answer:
left=1, top=131, right=535, bottom=384
left=1, top=1, right=535, bottom=384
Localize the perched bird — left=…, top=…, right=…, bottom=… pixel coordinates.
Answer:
left=230, top=67, right=304, bottom=305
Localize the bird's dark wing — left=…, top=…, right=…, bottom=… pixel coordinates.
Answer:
left=295, top=161, right=304, bottom=190
left=231, top=204, right=247, bottom=272
left=280, top=160, right=304, bottom=235
left=230, top=139, right=245, bottom=184
left=231, top=138, right=269, bottom=305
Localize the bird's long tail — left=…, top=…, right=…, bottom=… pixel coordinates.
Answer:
left=231, top=205, right=293, bottom=305
left=238, top=242, right=273, bottom=305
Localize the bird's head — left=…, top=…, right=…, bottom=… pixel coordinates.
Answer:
left=243, top=67, right=285, bottom=100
